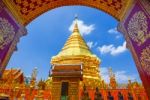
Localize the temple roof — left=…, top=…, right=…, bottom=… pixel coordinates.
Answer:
left=0, top=69, right=24, bottom=83
left=54, top=18, right=97, bottom=58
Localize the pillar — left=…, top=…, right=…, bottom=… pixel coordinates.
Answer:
left=118, top=0, right=150, bottom=98
left=0, top=1, right=27, bottom=77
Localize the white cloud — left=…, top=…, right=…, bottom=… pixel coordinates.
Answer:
left=115, top=71, right=138, bottom=83
left=116, top=35, right=122, bottom=39
left=108, top=27, right=119, bottom=34
left=69, top=19, right=95, bottom=36
left=108, top=27, right=122, bottom=39
left=100, top=67, right=138, bottom=83
left=87, top=41, right=97, bottom=49
left=98, top=41, right=127, bottom=56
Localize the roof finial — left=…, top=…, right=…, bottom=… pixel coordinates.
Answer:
left=75, top=14, right=78, bottom=21
left=73, top=14, right=79, bottom=32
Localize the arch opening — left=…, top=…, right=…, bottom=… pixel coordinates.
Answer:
left=7, top=5, right=141, bottom=84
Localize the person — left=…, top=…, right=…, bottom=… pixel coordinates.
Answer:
left=107, top=91, right=114, bottom=100
left=128, top=92, right=133, bottom=100
left=94, top=87, right=104, bottom=100
left=118, top=92, right=124, bottom=100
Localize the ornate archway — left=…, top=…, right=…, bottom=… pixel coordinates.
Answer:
left=3, top=0, right=132, bottom=25
left=0, top=0, right=150, bottom=98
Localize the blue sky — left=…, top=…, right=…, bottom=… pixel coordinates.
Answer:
left=7, top=6, right=141, bottom=83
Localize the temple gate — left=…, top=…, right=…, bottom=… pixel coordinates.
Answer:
left=0, top=0, right=149, bottom=98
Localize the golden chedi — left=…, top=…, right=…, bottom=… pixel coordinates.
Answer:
left=51, top=17, right=104, bottom=89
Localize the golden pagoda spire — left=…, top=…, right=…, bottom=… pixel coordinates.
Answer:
left=51, top=16, right=100, bottom=63
left=54, top=16, right=94, bottom=57
left=73, top=15, right=79, bottom=33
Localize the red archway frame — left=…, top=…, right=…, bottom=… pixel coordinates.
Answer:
left=3, top=0, right=133, bottom=25
left=0, top=0, right=149, bottom=99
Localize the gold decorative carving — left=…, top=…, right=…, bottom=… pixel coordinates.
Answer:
left=0, top=17, right=15, bottom=50
left=140, top=45, right=150, bottom=76
left=1, top=26, right=27, bottom=74
left=119, top=0, right=134, bottom=21
left=127, top=11, right=150, bottom=46
left=3, top=0, right=131, bottom=25
left=118, top=22, right=143, bottom=76
left=2, top=0, right=25, bottom=25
